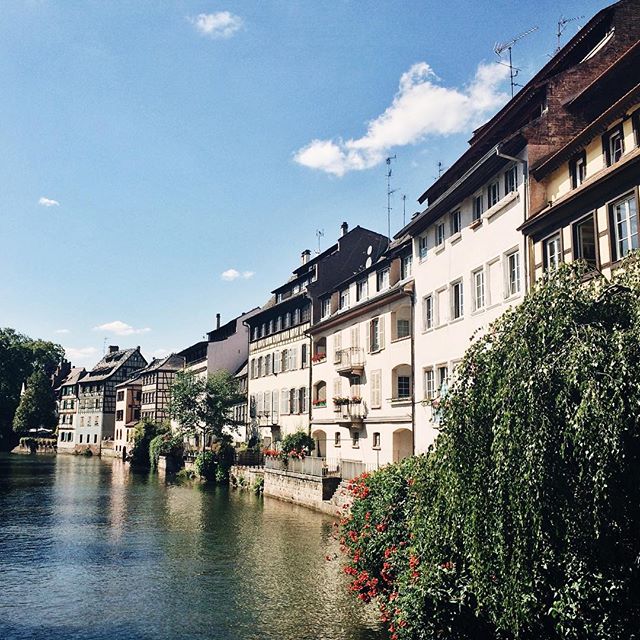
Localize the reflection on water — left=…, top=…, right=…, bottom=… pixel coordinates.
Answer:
left=0, top=454, right=384, bottom=640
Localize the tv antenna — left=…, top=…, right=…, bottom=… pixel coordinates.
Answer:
left=102, top=337, right=107, bottom=355
left=402, top=194, right=407, bottom=227
left=386, top=155, right=397, bottom=239
left=556, top=15, right=584, bottom=52
left=494, top=26, right=539, bottom=97
left=315, top=229, right=325, bottom=254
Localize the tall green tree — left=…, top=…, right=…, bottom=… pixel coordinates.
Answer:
left=170, top=369, right=244, bottom=451
left=0, top=328, right=64, bottom=450
left=12, top=368, right=58, bottom=436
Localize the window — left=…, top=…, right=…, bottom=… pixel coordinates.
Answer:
left=473, top=268, right=485, bottom=311
left=376, top=268, right=389, bottom=291
left=436, top=223, right=445, bottom=246
left=299, top=387, right=308, bottom=414
left=265, top=354, right=272, bottom=376
left=333, top=331, right=342, bottom=364
left=290, top=389, right=297, bottom=414
left=116, top=391, right=124, bottom=402
left=437, top=365, right=448, bottom=389
left=352, top=431, right=360, bottom=448
left=487, top=181, right=499, bottom=208
left=634, top=111, right=640, bottom=147
left=573, top=215, right=597, bottom=269
left=284, top=313, right=291, bottom=328
left=356, top=279, right=368, bottom=301
left=394, top=306, right=411, bottom=340
left=473, top=194, right=483, bottom=222
left=268, top=319, right=274, bottom=334
left=264, top=391, right=272, bottom=416
left=451, top=281, right=463, bottom=319
left=301, top=344, right=308, bottom=368
left=293, top=309, right=301, bottom=325
left=611, top=193, right=638, bottom=260
left=94, top=434, right=98, bottom=443
left=373, top=432, right=381, bottom=449
left=313, top=381, right=327, bottom=407
left=334, top=432, right=341, bottom=447
left=603, top=125, right=624, bottom=166
left=424, top=369, right=435, bottom=400
left=116, top=410, right=123, bottom=421
left=397, top=375, right=411, bottom=398
left=423, top=295, right=434, bottom=330
left=281, top=388, right=289, bottom=414
left=281, top=349, right=288, bottom=372
left=418, top=235, right=428, bottom=260
left=314, top=337, right=327, bottom=360
left=369, top=317, right=384, bottom=352
left=401, top=254, right=413, bottom=279
left=257, top=356, right=263, bottom=378
left=450, top=210, right=461, bottom=235
left=507, top=251, right=521, bottom=296
left=79, top=434, right=83, bottom=443
left=321, top=298, right=331, bottom=319
left=543, top=234, right=562, bottom=271
left=370, top=370, right=382, bottom=408
left=275, top=316, right=282, bottom=332
left=570, top=151, right=587, bottom=188
left=504, top=165, right=517, bottom=194
left=339, top=288, right=349, bottom=310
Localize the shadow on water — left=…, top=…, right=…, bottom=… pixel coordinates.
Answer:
left=0, top=454, right=385, bottom=640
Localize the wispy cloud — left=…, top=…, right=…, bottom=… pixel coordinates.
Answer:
left=93, top=320, right=151, bottom=336
left=221, top=269, right=254, bottom=281
left=189, top=11, right=243, bottom=39
left=65, top=346, right=99, bottom=365
left=55, top=329, right=70, bottom=334
left=294, top=61, right=510, bottom=177
left=38, top=197, right=60, bottom=207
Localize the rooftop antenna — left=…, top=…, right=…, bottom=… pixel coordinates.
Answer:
left=494, top=26, right=539, bottom=97
left=438, top=161, right=445, bottom=177
left=556, top=15, right=584, bottom=52
left=402, top=194, right=407, bottom=227
left=315, top=229, right=325, bottom=255
left=102, top=337, right=107, bottom=355
left=385, top=155, right=397, bottom=240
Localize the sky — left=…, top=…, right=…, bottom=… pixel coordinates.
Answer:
left=0, top=0, right=610, bottom=368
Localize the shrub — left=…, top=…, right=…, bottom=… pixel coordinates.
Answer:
left=129, top=419, right=169, bottom=468
left=149, top=432, right=184, bottom=469
left=280, top=431, right=315, bottom=455
left=252, top=476, right=264, bottom=495
left=194, top=451, right=216, bottom=480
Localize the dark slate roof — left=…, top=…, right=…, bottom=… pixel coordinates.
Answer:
left=82, top=348, right=141, bottom=383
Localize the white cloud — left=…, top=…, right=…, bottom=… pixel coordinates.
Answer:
left=65, top=346, right=99, bottom=365
left=55, top=329, right=70, bottom=334
left=93, top=320, right=151, bottom=336
left=294, top=61, right=510, bottom=177
left=189, top=11, right=243, bottom=38
left=221, top=268, right=254, bottom=281
left=38, top=197, right=60, bottom=207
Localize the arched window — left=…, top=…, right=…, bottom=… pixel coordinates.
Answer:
left=313, top=337, right=327, bottom=362
left=313, top=381, right=327, bottom=407
left=392, top=305, right=412, bottom=340
left=392, top=364, right=412, bottom=400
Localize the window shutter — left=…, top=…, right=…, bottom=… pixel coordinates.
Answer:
left=367, top=321, right=372, bottom=353
left=272, top=391, right=279, bottom=419
left=371, top=370, right=381, bottom=408
left=333, top=377, right=342, bottom=399
left=291, top=348, right=297, bottom=370
left=379, top=316, right=386, bottom=350
left=334, top=332, right=342, bottom=363
left=281, top=388, right=289, bottom=414
left=264, top=391, right=271, bottom=415
left=351, top=326, right=360, bottom=349
left=257, top=393, right=264, bottom=415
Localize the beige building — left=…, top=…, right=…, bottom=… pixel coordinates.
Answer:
left=113, top=376, right=142, bottom=460
left=309, top=239, right=414, bottom=467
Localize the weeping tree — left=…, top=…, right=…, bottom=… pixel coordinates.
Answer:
left=340, top=256, right=640, bottom=640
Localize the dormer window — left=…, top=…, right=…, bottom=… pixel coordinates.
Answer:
left=487, top=181, right=499, bottom=208
left=436, top=223, right=445, bottom=247
left=504, top=165, right=517, bottom=194
left=356, top=279, right=368, bottom=302
left=570, top=151, right=587, bottom=189
left=473, top=194, right=483, bottom=222
left=401, top=254, right=412, bottom=279
left=450, top=210, right=461, bottom=235
left=339, top=288, right=349, bottom=311
left=275, top=316, right=282, bottom=332
left=321, top=298, right=331, bottom=319
left=376, top=268, right=390, bottom=292
left=418, top=234, right=428, bottom=260
left=293, top=309, right=301, bottom=325
left=284, top=313, right=291, bottom=329
left=603, top=125, right=624, bottom=166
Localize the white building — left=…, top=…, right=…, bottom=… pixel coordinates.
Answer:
left=401, top=143, right=528, bottom=453
left=309, top=239, right=414, bottom=467
left=55, top=367, right=86, bottom=453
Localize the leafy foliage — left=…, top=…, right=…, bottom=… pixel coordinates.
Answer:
left=169, top=369, right=244, bottom=450
left=129, top=418, right=169, bottom=468
left=194, top=451, right=217, bottom=480
left=149, top=432, right=184, bottom=469
left=12, top=368, right=58, bottom=436
left=280, top=430, right=315, bottom=455
left=339, top=259, right=640, bottom=639
left=0, top=328, right=63, bottom=450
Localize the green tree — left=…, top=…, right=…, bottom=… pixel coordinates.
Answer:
left=129, top=418, right=169, bottom=468
left=12, top=368, right=58, bottom=436
left=340, top=258, right=640, bottom=640
left=170, top=369, right=244, bottom=451
left=0, top=328, right=63, bottom=450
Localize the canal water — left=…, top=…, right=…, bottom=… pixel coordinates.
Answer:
left=0, top=454, right=384, bottom=640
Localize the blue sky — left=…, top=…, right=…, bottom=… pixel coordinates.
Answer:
left=0, top=0, right=608, bottom=367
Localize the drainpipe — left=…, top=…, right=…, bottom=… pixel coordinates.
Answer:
left=403, top=281, right=416, bottom=457
left=497, top=147, right=529, bottom=293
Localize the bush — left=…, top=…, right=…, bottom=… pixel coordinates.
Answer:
left=194, top=451, right=216, bottom=480
left=280, top=431, right=315, bottom=455
left=129, top=419, right=169, bottom=468
left=252, top=476, right=264, bottom=495
left=149, top=432, right=184, bottom=469
left=340, top=259, right=640, bottom=640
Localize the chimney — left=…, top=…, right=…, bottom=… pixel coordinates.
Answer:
left=216, top=313, right=221, bottom=329
left=301, top=249, right=311, bottom=265
left=340, top=221, right=349, bottom=237
left=109, top=345, right=119, bottom=353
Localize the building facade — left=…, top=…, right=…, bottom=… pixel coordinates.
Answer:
left=246, top=223, right=389, bottom=448
left=55, top=367, right=86, bottom=453
left=309, top=240, right=414, bottom=467
left=113, top=375, right=142, bottom=460
left=76, top=346, right=147, bottom=454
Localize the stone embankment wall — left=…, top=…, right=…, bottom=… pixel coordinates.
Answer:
left=230, top=465, right=264, bottom=489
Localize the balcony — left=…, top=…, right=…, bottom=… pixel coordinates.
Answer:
left=334, top=347, right=365, bottom=376
left=334, top=401, right=365, bottom=426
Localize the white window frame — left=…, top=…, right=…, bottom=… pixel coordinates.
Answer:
left=418, top=234, right=428, bottom=260
left=472, top=268, right=485, bottom=311
left=451, top=280, right=464, bottom=320
left=506, top=250, right=521, bottom=297
left=611, top=192, right=638, bottom=261
left=436, top=223, right=445, bottom=247
left=423, top=294, right=434, bottom=331
left=543, top=233, right=562, bottom=271
left=450, top=210, right=461, bottom=236
left=423, top=368, right=435, bottom=400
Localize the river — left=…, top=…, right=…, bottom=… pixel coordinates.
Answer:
left=0, top=454, right=384, bottom=640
